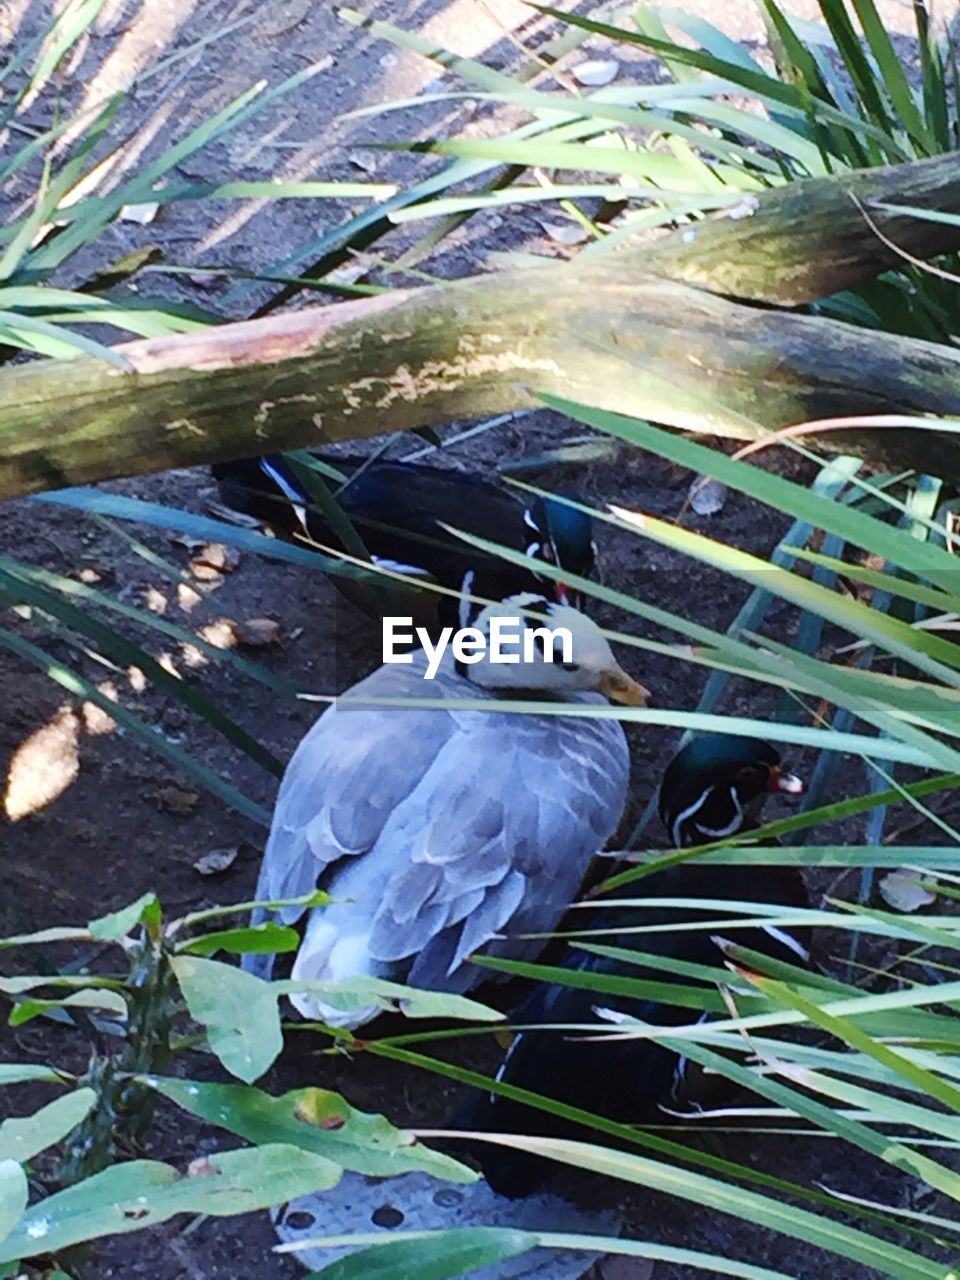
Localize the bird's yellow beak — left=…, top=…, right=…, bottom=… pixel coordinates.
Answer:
left=599, top=665, right=650, bottom=707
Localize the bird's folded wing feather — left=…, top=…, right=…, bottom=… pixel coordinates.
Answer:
left=255, top=659, right=457, bottom=922
left=368, top=712, right=630, bottom=989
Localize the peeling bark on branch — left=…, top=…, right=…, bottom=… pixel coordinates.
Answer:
left=2, top=268, right=960, bottom=499
left=640, top=151, right=960, bottom=305
left=1, top=153, right=960, bottom=498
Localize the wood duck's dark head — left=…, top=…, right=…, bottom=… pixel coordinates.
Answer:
left=523, top=495, right=596, bottom=608
left=658, top=734, right=803, bottom=849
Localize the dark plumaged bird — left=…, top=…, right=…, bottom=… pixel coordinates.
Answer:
left=211, top=453, right=596, bottom=629
left=463, top=733, right=808, bottom=1198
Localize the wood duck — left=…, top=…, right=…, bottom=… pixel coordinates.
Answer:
left=462, top=734, right=808, bottom=1198
left=211, top=454, right=596, bottom=630
left=243, top=596, right=649, bottom=1026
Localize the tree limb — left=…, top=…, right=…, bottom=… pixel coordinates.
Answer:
left=2, top=154, right=960, bottom=499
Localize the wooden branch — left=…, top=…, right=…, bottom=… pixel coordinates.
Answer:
left=639, top=151, right=960, bottom=305
left=2, top=153, right=960, bottom=499
left=3, top=266, right=960, bottom=500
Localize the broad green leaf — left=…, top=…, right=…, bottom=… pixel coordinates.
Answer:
left=302, top=1228, right=535, bottom=1279
left=177, top=924, right=300, bottom=958
left=0, top=1145, right=341, bottom=1263
left=0, top=1090, right=95, bottom=1163
left=88, top=893, right=158, bottom=942
left=171, top=956, right=282, bottom=1083
left=0, top=927, right=91, bottom=950
left=0, top=1160, right=27, bottom=1246
left=9, top=989, right=128, bottom=1028
left=175, top=887, right=332, bottom=932
left=144, top=1077, right=474, bottom=1182
left=277, top=977, right=502, bottom=1024
left=0, top=1064, right=66, bottom=1086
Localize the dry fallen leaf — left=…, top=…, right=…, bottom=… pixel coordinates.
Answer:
left=539, top=220, right=590, bottom=246
left=573, top=57, right=619, bottom=86
left=146, top=784, right=200, bottom=817
left=198, top=616, right=282, bottom=650
left=348, top=149, right=378, bottom=173
left=688, top=475, right=728, bottom=516
left=120, top=201, right=159, bottom=224
left=194, top=846, right=240, bottom=876
left=880, top=871, right=936, bottom=913
left=198, top=618, right=239, bottom=650
left=235, top=616, right=282, bottom=647
left=77, top=564, right=112, bottom=584
left=188, top=541, right=242, bottom=581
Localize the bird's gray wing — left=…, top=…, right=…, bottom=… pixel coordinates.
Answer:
left=367, top=708, right=630, bottom=991
left=252, top=658, right=458, bottom=924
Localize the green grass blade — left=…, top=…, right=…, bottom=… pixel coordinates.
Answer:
left=754, top=977, right=960, bottom=1115
left=850, top=0, right=931, bottom=146
left=0, top=312, right=132, bottom=366
left=531, top=4, right=911, bottom=158
left=539, top=396, right=960, bottom=591
left=365, top=1043, right=908, bottom=1228
left=444, top=1130, right=942, bottom=1279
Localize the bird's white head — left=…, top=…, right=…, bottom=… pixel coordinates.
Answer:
left=464, top=595, right=649, bottom=705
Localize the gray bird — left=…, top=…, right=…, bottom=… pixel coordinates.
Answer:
left=246, top=595, right=648, bottom=1027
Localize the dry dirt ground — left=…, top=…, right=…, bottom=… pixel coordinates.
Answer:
left=2, top=1, right=960, bottom=1278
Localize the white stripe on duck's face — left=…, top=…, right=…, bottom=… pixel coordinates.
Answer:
left=670, top=784, right=744, bottom=849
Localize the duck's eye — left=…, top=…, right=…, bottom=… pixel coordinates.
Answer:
left=561, top=661, right=580, bottom=673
